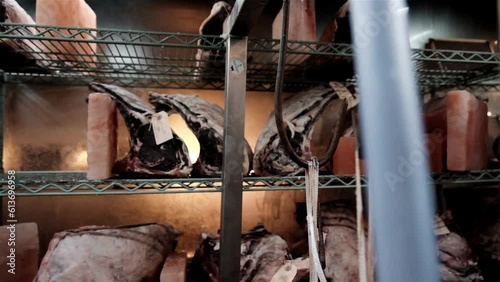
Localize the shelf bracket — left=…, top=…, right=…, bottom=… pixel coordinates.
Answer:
left=219, top=35, right=248, bottom=282
left=224, top=0, right=269, bottom=36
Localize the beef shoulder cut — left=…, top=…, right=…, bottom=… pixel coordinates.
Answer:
left=88, top=83, right=192, bottom=178
left=253, top=85, right=347, bottom=176
left=34, top=223, right=181, bottom=282
left=148, top=93, right=253, bottom=177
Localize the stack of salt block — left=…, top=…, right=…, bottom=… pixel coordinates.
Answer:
left=423, top=90, right=488, bottom=171
left=0, top=223, right=39, bottom=282
left=332, top=90, right=487, bottom=175
left=332, top=134, right=443, bottom=175
left=160, top=252, right=187, bottom=282
left=87, top=93, right=117, bottom=180
left=35, top=0, right=97, bottom=64
left=272, top=0, right=316, bottom=42
left=332, top=137, right=366, bottom=175
left=272, top=0, right=316, bottom=68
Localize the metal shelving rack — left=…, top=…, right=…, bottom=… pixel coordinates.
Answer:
left=1, top=2, right=500, bottom=279
left=0, top=23, right=499, bottom=185
left=0, top=23, right=499, bottom=91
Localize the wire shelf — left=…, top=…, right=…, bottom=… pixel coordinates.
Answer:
left=1, top=170, right=499, bottom=196
left=0, top=24, right=499, bottom=92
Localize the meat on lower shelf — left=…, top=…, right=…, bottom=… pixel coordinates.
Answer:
left=435, top=213, right=484, bottom=282
left=439, top=232, right=484, bottom=282
left=190, top=224, right=309, bottom=282
left=253, top=85, right=347, bottom=176
left=320, top=200, right=369, bottom=281
left=34, top=223, right=181, bottom=282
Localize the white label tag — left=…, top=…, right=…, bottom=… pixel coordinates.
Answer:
left=330, top=81, right=358, bottom=110
left=271, top=263, right=297, bottom=282
left=435, top=226, right=450, bottom=236
left=434, top=217, right=450, bottom=236
left=151, top=111, right=173, bottom=145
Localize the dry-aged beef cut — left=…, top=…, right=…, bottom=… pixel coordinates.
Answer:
left=34, top=223, right=181, bottom=282
left=467, top=198, right=500, bottom=281
left=295, top=200, right=369, bottom=280
left=435, top=213, right=483, bottom=282
left=438, top=232, right=483, bottom=282
left=149, top=93, right=253, bottom=177
left=321, top=205, right=483, bottom=282
left=320, top=200, right=366, bottom=281
left=253, top=85, right=347, bottom=176
left=88, top=83, right=192, bottom=178
left=191, top=225, right=309, bottom=282
left=295, top=203, right=483, bottom=282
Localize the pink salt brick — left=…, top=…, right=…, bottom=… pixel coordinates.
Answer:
left=36, top=0, right=97, bottom=62
left=272, top=0, right=316, bottom=42
left=332, top=137, right=366, bottom=175
left=87, top=93, right=117, bottom=180
left=160, top=252, right=187, bottom=282
left=423, top=96, right=447, bottom=135
left=425, top=133, right=444, bottom=173
left=272, top=0, right=316, bottom=67
left=0, top=223, right=39, bottom=282
left=446, top=90, right=488, bottom=171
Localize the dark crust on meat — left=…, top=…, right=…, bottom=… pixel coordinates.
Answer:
left=253, top=86, right=342, bottom=176
left=149, top=93, right=253, bottom=177
left=191, top=225, right=295, bottom=282
left=88, top=83, right=192, bottom=177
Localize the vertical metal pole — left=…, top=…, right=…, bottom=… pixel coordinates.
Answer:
left=0, top=83, right=4, bottom=225
left=219, top=36, right=247, bottom=282
left=349, top=0, right=439, bottom=281
left=497, top=0, right=500, bottom=52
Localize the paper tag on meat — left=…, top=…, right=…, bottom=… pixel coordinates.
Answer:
left=151, top=111, right=173, bottom=145
left=270, top=263, right=297, bottom=282
left=434, top=216, right=450, bottom=236
left=330, top=81, right=358, bottom=110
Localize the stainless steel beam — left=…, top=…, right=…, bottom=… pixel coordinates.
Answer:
left=0, top=83, right=4, bottom=224
left=225, top=0, right=270, bottom=36
left=219, top=36, right=248, bottom=282
left=498, top=0, right=500, bottom=52
left=0, top=84, right=4, bottom=174
left=349, top=0, right=439, bottom=281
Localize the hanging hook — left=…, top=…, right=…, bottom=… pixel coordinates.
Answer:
left=274, top=0, right=348, bottom=169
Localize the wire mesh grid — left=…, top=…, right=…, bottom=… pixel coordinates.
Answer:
left=1, top=170, right=499, bottom=196
left=0, top=172, right=365, bottom=196
left=0, top=23, right=227, bottom=89
left=245, top=38, right=500, bottom=92
left=1, top=24, right=499, bottom=91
